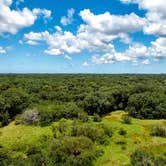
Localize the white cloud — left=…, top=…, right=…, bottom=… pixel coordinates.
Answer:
left=25, top=9, right=146, bottom=57
left=80, top=9, right=146, bottom=35
left=0, top=0, right=51, bottom=34
left=142, top=59, right=150, bottom=65
left=0, top=46, right=6, bottom=54
left=61, top=8, right=75, bottom=25
left=149, top=37, right=166, bottom=59
left=54, top=26, right=62, bottom=32
left=64, top=55, right=72, bottom=60
left=24, top=8, right=166, bottom=65
left=82, top=62, right=90, bottom=66
left=32, top=8, right=51, bottom=18
left=120, top=0, right=166, bottom=36
left=26, top=40, right=39, bottom=45
left=19, top=40, right=23, bottom=44
left=92, top=43, right=149, bottom=64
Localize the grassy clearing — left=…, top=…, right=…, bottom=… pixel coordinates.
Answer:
left=95, top=111, right=166, bottom=166
left=0, top=111, right=166, bottom=166
left=0, top=122, right=53, bottom=157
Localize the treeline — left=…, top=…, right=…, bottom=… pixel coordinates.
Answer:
left=0, top=74, right=166, bottom=126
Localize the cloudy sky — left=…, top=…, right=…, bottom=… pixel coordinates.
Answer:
left=0, top=0, right=166, bottom=73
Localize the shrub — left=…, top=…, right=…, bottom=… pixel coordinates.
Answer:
left=100, top=124, right=113, bottom=137
left=130, top=150, right=166, bottom=166
left=70, top=123, right=112, bottom=145
left=49, top=136, right=97, bottom=165
left=14, top=115, right=21, bottom=125
left=78, top=112, right=89, bottom=122
left=121, top=114, right=132, bottom=124
left=0, top=112, right=9, bottom=126
left=151, top=124, right=166, bottom=137
left=115, top=140, right=126, bottom=145
left=93, top=113, right=101, bottom=122
left=38, top=109, right=54, bottom=126
left=61, top=102, right=81, bottom=119
left=118, top=128, right=127, bottom=136
left=21, top=109, right=40, bottom=125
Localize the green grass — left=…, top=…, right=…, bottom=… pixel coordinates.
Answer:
left=0, top=122, right=53, bottom=157
left=95, top=111, right=166, bottom=166
left=0, top=111, right=166, bottom=165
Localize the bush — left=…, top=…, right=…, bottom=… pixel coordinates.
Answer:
left=38, top=109, right=54, bottom=126
left=121, top=114, right=132, bottom=124
left=61, top=102, right=81, bottom=119
left=151, top=124, right=166, bottom=137
left=93, top=113, right=101, bottom=122
left=130, top=150, right=166, bottom=166
left=14, top=115, right=21, bottom=125
left=115, top=140, right=126, bottom=145
left=118, top=128, right=127, bottom=136
left=21, top=109, right=40, bottom=125
left=78, top=112, right=89, bottom=122
left=49, top=136, right=98, bottom=165
left=0, top=112, right=9, bottom=126
left=70, top=123, right=112, bottom=145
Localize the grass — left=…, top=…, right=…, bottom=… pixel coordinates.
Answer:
left=0, top=122, right=53, bottom=157
left=0, top=110, right=166, bottom=165
left=95, top=111, right=166, bottom=166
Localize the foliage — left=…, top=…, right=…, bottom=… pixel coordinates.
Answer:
left=151, top=124, right=166, bottom=137
left=118, top=128, right=127, bottom=136
left=130, top=150, right=166, bottom=166
left=126, top=92, right=166, bottom=119
left=93, top=113, right=101, bottom=122
left=0, top=74, right=166, bottom=126
left=49, top=136, right=97, bottom=166
left=21, top=109, right=40, bottom=125
left=121, top=114, right=132, bottom=124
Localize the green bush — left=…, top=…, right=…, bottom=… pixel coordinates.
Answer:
left=14, top=115, right=21, bottom=125
left=118, top=128, right=127, bottom=136
left=78, top=112, right=89, bottom=122
left=115, top=140, right=126, bottom=145
left=93, top=113, right=101, bottom=122
left=151, top=124, right=166, bottom=137
left=49, top=136, right=98, bottom=165
left=130, top=150, right=166, bottom=166
left=121, top=114, right=132, bottom=124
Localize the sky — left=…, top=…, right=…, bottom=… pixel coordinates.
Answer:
left=0, top=0, right=166, bottom=73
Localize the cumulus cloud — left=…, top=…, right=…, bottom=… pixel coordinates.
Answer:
left=79, top=9, right=146, bottom=35
left=25, top=9, right=145, bottom=56
left=142, top=59, right=150, bottom=65
left=61, top=8, right=75, bottom=25
left=82, top=62, right=90, bottom=67
left=120, top=0, right=166, bottom=36
left=0, top=46, right=6, bottom=54
left=0, top=0, right=51, bottom=35
left=64, top=55, right=72, bottom=60
left=26, top=40, right=39, bottom=45
left=92, top=36, right=166, bottom=65
left=149, top=37, right=166, bottom=59
left=24, top=8, right=166, bottom=65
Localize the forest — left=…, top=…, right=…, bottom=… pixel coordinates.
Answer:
left=0, top=74, right=166, bottom=166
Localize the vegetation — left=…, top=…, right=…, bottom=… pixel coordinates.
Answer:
left=151, top=124, right=166, bottom=137
left=0, top=74, right=166, bottom=165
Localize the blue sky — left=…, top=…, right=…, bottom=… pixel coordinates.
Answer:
left=0, top=0, right=166, bottom=73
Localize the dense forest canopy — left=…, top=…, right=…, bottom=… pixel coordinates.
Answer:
left=0, top=74, right=166, bottom=126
